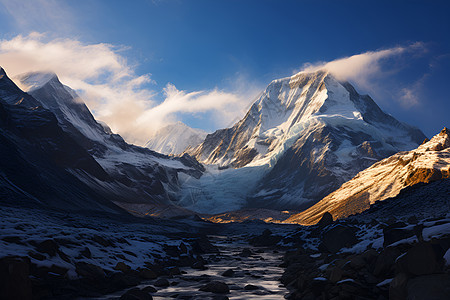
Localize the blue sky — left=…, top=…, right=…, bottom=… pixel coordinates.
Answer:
left=0, top=0, right=449, bottom=144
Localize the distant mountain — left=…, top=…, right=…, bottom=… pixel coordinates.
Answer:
left=286, top=127, right=450, bottom=225
left=145, top=121, right=207, bottom=155
left=5, top=69, right=204, bottom=215
left=182, top=70, right=426, bottom=213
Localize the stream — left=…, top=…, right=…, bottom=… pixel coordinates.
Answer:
left=99, top=234, right=289, bottom=299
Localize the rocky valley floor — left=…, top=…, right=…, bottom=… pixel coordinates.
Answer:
left=1, top=201, right=449, bottom=300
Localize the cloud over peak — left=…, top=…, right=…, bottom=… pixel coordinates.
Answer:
left=0, top=33, right=258, bottom=145
left=298, top=42, right=426, bottom=92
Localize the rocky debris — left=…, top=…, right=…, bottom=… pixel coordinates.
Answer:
left=281, top=217, right=450, bottom=300
left=199, top=281, right=230, bottom=294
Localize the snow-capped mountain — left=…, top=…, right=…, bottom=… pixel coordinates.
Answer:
left=145, top=121, right=207, bottom=155
left=11, top=70, right=204, bottom=215
left=182, top=70, right=425, bottom=212
left=286, top=127, right=450, bottom=225
left=0, top=67, right=125, bottom=213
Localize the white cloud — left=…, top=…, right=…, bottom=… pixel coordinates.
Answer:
left=399, top=87, right=419, bottom=107
left=0, top=33, right=259, bottom=145
left=298, top=42, right=426, bottom=90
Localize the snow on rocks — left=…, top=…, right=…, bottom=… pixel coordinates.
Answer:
left=279, top=213, right=450, bottom=300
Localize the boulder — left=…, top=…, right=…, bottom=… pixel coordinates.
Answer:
left=244, top=284, right=259, bottom=290
left=35, top=239, right=59, bottom=256
left=139, top=268, right=157, bottom=280
left=317, top=212, right=333, bottom=228
left=190, top=237, right=220, bottom=254
left=249, top=229, right=282, bottom=247
left=373, top=247, right=401, bottom=277
left=120, top=287, right=153, bottom=300
left=406, top=274, right=450, bottom=300
left=153, top=278, right=170, bottom=287
left=114, top=262, right=132, bottom=273
left=319, top=224, right=358, bottom=253
left=396, top=242, right=443, bottom=276
left=75, top=262, right=106, bottom=281
left=0, top=256, right=32, bottom=300
left=199, top=281, right=230, bottom=294
left=389, top=272, right=409, bottom=300
left=383, top=223, right=414, bottom=246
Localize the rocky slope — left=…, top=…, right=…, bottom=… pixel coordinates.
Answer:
left=286, top=128, right=450, bottom=225
left=182, top=70, right=425, bottom=212
left=145, top=121, right=207, bottom=155
left=12, top=70, right=204, bottom=215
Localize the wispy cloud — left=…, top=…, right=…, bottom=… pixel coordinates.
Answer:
left=0, top=0, right=74, bottom=33
left=0, top=33, right=259, bottom=145
left=298, top=42, right=427, bottom=91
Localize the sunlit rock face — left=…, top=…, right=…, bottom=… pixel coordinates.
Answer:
left=286, top=128, right=450, bottom=225
left=182, top=70, right=425, bottom=213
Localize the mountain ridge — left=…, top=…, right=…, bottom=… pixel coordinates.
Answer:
left=285, top=127, right=450, bottom=225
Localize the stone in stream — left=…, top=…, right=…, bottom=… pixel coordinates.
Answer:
left=120, top=287, right=153, bottom=300
left=154, top=278, right=170, bottom=287
left=244, top=284, right=259, bottom=290
left=222, top=269, right=234, bottom=277
left=199, top=281, right=230, bottom=294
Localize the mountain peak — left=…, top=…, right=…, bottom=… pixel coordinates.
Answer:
left=15, top=71, right=60, bottom=92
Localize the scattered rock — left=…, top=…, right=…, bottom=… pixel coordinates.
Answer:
left=199, top=281, right=230, bottom=294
